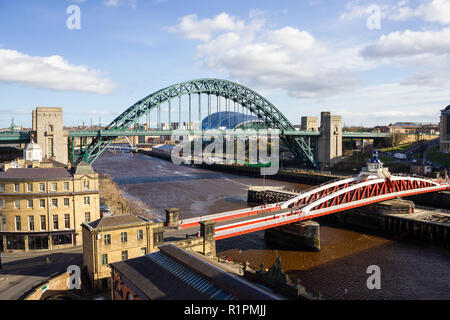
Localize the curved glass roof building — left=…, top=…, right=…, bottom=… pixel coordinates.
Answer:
left=201, top=111, right=263, bottom=130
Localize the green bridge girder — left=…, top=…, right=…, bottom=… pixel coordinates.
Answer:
left=77, top=79, right=320, bottom=167
left=67, top=129, right=391, bottom=138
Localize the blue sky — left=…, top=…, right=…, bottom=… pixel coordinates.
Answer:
left=0, top=0, right=449, bottom=128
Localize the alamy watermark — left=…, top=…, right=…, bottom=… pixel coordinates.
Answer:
left=67, top=265, right=81, bottom=290
left=366, top=265, right=381, bottom=290
left=170, top=129, right=280, bottom=176
left=66, top=5, right=81, bottom=30
left=366, top=4, right=381, bottom=30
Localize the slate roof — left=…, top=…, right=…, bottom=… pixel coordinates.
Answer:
left=0, top=167, right=72, bottom=181
left=84, top=215, right=149, bottom=230
left=110, top=244, right=282, bottom=300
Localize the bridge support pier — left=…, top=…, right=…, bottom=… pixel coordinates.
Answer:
left=317, top=112, right=342, bottom=170
left=199, top=220, right=216, bottom=257
left=264, top=220, right=320, bottom=252
left=165, top=208, right=180, bottom=228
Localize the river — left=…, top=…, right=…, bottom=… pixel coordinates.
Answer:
left=93, top=151, right=450, bottom=300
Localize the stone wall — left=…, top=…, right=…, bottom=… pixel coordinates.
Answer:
left=24, top=272, right=74, bottom=300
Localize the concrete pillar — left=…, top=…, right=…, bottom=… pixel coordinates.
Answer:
left=24, top=235, right=29, bottom=252
left=317, top=112, right=342, bottom=170
left=165, top=208, right=180, bottom=228
left=153, top=228, right=165, bottom=249
left=265, top=220, right=320, bottom=252
left=199, top=220, right=216, bottom=257
left=48, top=234, right=53, bottom=250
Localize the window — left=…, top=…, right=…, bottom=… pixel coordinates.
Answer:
left=83, top=181, right=89, bottom=190
left=40, top=215, right=46, bottom=230
left=27, top=200, right=33, bottom=209
left=63, top=182, right=69, bottom=191
left=141, top=247, right=147, bottom=256
left=84, top=197, right=90, bottom=205
left=121, top=250, right=128, bottom=261
left=64, top=198, right=70, bottom=207
left=52, top=199, right=58, bottom=207
left=137, top=230, right=143, bottom=240
left=1, top=215, right=6, bottom=231
left=51, top=182, right=57, bottom=192
left=27, top=183, right=33, bottom=192
left=0, top=184, right=4, bottom=193
left=28, top=216, right=34, bottom=231
left=85, top=212, right=91, bottom=222
left=104, top=234, right=111, bottom=245
left=15, top=216, right=21, bottom=231
left=64, top=214, right=70, bottom=229
left=52, top=234, right=72, bottom=246
left=39, top=199, right=45, bottom=208
left=101, top=254, right=108, bottom=265
left=39, top=183, right=45, bottom=192
left=53, top=215, right=59, bottom=230
left=14, top=200, right=20, bottom=209
left=48, top=124, right=53, bottom=132
left=14, top=183, right=20, bottom=192
left=48, top=138, right=54, bottom=157
left=0, top=199, right=5, bottom=209
left=121, top=232, right=127, bottom=242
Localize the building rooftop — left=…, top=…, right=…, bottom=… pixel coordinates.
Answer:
left=110, top=244, right=282, bottom=300
left=83, top=214, right=150, bottom=230
left=73, top=161, right=95, bottom=175
left=0, top=167, right=73, bottom=181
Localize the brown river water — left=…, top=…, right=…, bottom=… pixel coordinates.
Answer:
left=94, top=151, right=450, bottom=300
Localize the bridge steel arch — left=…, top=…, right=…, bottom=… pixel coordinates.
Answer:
left=78, top=79, right=316, bottom=166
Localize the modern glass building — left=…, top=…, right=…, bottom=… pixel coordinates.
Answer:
left=201, top=111, right=263, bottom=130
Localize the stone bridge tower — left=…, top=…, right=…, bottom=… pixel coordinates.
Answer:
left=31, top=107, right=68, bottom=165
left=317, top=111, right=342, bottom=170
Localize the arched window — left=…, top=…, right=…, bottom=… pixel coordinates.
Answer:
left=48, top=125, right=53, bottom=132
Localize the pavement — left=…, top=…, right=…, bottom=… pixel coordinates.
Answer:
left=0, top=246, right=83, bottom=300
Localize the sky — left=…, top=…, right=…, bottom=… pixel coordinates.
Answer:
left=0, top=0, right=449, bottom=128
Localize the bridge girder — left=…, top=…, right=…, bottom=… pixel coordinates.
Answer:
left=77, top=79, right=318, bottom=167
left=283, top=176, right=444, bottom=212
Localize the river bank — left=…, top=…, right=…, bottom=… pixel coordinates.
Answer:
left=99, top=173, right=156, bottom=219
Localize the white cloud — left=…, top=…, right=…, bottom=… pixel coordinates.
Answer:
left=0, top=48, right=117, bottom=94
left=390, top=0, right=450, bottom=24
left=169, top=12, right=368, bottom=99
left=339, top=0, right=369, bottom=21
left=361, top=27, right=450, bottom=58
left=400, top=69, right=450, bottom=87
left=104, top=0, right=119, bottom=7
left=167, top=12, right=246, bottom=42
left=340, top=0, right=450, bottom=24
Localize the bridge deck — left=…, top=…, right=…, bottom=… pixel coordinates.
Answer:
left=164, top=207, right=292, bottom=241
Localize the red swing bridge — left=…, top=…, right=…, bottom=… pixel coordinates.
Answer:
left=171, top=152, right=450, bottom=240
